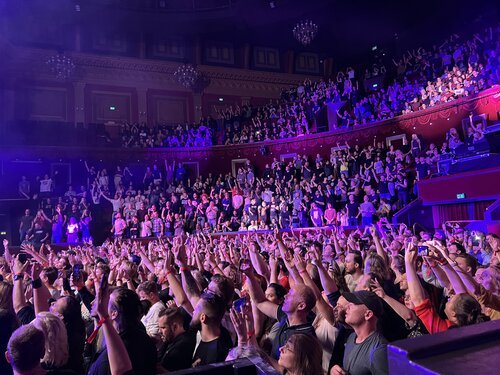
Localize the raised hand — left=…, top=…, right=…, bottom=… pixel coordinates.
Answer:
left=239, top=259, right=254, bottom=277
left=293, top=252, right=306, bottom=274
left=12, top=255, right=29, bottom=275
left=229, top=307, right=248, bottom=345
left=370, top=278, right=386, bottom=299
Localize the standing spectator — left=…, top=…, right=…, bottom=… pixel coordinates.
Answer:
left=39, top=174, right=53, bottom=198
left=190, top=292, right=233, bottom=366
left=111, top=213, right=127, bottom=239
left=137, top=281, right=166, bottom=350
left=18, top=209, right=33, bottom=244
left=206, top=202, right=218, bottom=229
left=278, top=333, right=324, bottom=375
left=359, top=195, right=376, bottom=226
left=331, top=291, right=388, bottom=375
left=310, top=203, right=324, bottom=227
left=18, top=176, right=30, bottom=199
left=5, top=325, right=46, bottom=375
left=324, top=203, right=337, bottom=226
left=88, top=288, right=157, bottom=375
left=346, top=195, right=360, bottom=227
left=66, top=217, right=80, bottom=244
left=158, top=307, right=196, bottom=372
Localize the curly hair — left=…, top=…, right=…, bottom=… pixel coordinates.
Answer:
left=32, top=312, right=69, bottom=368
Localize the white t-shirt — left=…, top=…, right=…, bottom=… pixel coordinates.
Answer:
left=40, top=179, right=52, bottom=193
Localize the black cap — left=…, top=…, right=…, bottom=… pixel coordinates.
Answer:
left=342, top=290, right=384, bottom=318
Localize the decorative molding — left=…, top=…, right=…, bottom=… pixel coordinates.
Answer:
left=8, top=46, right=309, bottom=87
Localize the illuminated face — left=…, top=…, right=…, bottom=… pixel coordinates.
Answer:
left=344, top=253, right=358, bottom=274
left=278, top=339, right=295, bottom=369
left=345, top=301, right=370, bottom=326
left=282, top=289, right=300, bottom=314
left=265, top=287, right=281, bottom=305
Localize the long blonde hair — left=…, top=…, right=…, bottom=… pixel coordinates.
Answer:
left=32, top=312, right=69, bottom=368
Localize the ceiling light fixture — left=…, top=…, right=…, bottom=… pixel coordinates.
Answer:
left=46, top=52, right=75, bottom=80
left=174, top=64, right=199, bottom=89
left=293, top=20, right=318, bottom=46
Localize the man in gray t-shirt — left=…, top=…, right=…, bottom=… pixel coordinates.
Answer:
left=331, top=291, right=388, bottom=375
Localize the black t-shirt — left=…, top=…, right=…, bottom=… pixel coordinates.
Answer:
left=89, top=326, right=156, bottom=375
left=129, top=223, right=139, bottom=238
left=271, top=305, right=316, bottom=360
left=20, top=215, right=34, bottom=230
left=346, top=202, right=359, bottom=218
left=33, top=228, right=48, bottom=244
left=136, top=209, right=147, bottom=222
left=160, top=331, right=196, bottom=371
left=329, top=325, right=354, bottom=370
left=191, top=326, right=233, bottom=367
left=17, top=305, right=35, bottom=325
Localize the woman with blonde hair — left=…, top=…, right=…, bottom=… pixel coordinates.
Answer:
left=31, top=312, right=69, bottom=370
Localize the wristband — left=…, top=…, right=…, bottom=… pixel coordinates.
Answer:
left=298, top=269, right=308, bottom=274
left=14, top=274, right=24, bottom=282
left=181, top=267, right=190, bottom=272
left=87, top=316, right=109, bottom=344
left=32, top=278, right=43, bottom=289
left=166, top=270, right=172, bottom=276
left=247, top=330, right=255, bottom=339
left=97, top=315, right=109, bottom=326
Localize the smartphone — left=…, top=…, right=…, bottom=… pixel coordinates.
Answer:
left=417, top=246, right=428, bottom=256
left=233, top=297, right=247, bottom=313
left=72, top=264, right=83, bottom=280
left=18, top=253, right=28, bottom=264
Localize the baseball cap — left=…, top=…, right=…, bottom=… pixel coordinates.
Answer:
left=342, top=290, right=384, bottom=318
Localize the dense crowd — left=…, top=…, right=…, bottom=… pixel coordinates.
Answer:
left=1, top=220, right=499, bottom=375
left=90, top=27, right=500, bottom=150
left=119, top=118, right=217, bottom=148
left=17, top=130, right=460, bottom=247
left=219, top=26, right=499, bottom=140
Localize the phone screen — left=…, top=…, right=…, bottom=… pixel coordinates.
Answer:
left=417, top=246, right=428, bottom=256
left=233, top=297, right=246, bottom=312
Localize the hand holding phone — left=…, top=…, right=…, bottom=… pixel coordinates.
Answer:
left=417, top=246, right=428, bottom=256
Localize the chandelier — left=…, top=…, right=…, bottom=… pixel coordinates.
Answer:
left=46, top=52, right=75, bottom=80
left=174, top=64, right=199, bottom=88
left=293, top=20, right=318, bottom=46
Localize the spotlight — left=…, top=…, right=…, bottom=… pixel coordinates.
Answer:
left=269, top=1, right=276, bottom=9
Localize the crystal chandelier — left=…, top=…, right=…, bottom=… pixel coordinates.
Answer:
left=46, top=52, right=76, bottom=80
left=293, top=20, right=318, bottom=46
left=174, top=64, right=199, bottom=88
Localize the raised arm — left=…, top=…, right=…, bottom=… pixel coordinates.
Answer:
left=404, top=244, right=426, bottom=306
left=93, top=279, right=133, bottom=375
left=241, top=261, right=278, bottom=320
left=31, top=263, right=51, bottom=315
left=12, top=256, right=30, bottom=314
